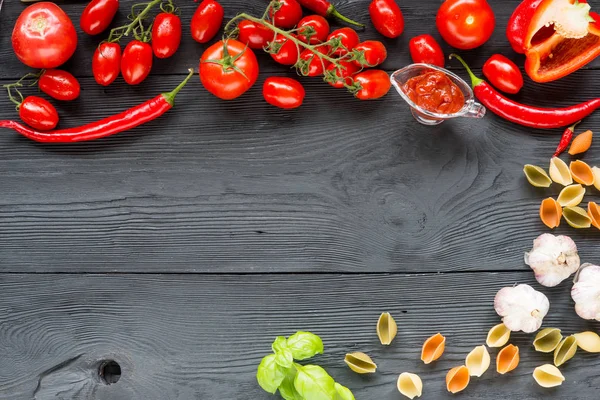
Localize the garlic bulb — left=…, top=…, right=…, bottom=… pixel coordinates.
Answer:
left=494, top=284, right=549, bottom=333
left=524, top=234, right=580, bottom=287
left=571, top=263, right=600, bottom=321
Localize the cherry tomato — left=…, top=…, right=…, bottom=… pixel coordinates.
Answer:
left=263, top=77, right=305, bottom=109
left=270, top=34, right=300, bottom=66
left=482, top=54, right=523, bottom=94
left=121, top=40, right=153, bottom=85
left=12, top=2, right=77, bottom=69
left=200, top=39, right=259, bottom=100
left=298, top=47, right=330, bottom=76
left=19, top=96, right=59, bottom=131
left=327, top=28, right=359, bottom=56
left=408, top=34, right=445, bottom=67
left=297, top=15, right=330, bottom=44
left=92, top=42, right=121, bottom=86
left=269, top=0, right=303, bottom=29
left=39, top=69, right=80, bottom=101
left=152, top=13, right=182, bottom=58
left=237, top=20, right=275, bottom=49
left=353, top=40, right=387, bottom=67
left=369, top=0, right=405, bottom=39
left=436, top=0, right=495, bottom=50
left=191, top=0, right=224, bottom=44
left=326, top=61, right=360, bottom=88
left=80, top=0, right=119, bottom=35
left=353, top=70, right=391, bottom=100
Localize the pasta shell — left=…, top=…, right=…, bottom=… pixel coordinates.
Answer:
left=557, top=184, right=585, bottom=207
left=549, top=157, right=573, bottom=186
left=563, top=206, right=592, bottom=229
left=465, top=345, right=490, bottom=377
left=421, top=333, right=445, bottom=364
left=553, top=335, right=577, bottom=367
left=397, top=372, right=423, bottom=399
left=523, top=165, right=552, bottom=187
left=533, top=328, right=562, bottom=353
left=486, top=323, right=511, bottom=348
left=539, top=197, right=562, bottom=229
left=570, top=160, right=595, bottom=186
left=588, top=202, right=600, bottom=230
left=496, top=344, right=519, bottom=374
left=533, top=364, right=565, bottom=388
left=593, top=166, right=600, bottom=191
left=574, top=331, right=600, bottom=353
left=568, top=130, right=593, bottom=155
left=446, top=366, right=470, bottom=394
left=377, top=312, right=397, bottom=346
left=344, top=352, right=377, bottom=374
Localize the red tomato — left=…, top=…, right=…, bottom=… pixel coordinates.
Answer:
left=408, top=34, right=445, bottom=67
left=269, top=0, right=303, bottom=29
left=92, top=42, right=121, bottom=86
left=369, top=0, right=405, bottom=38
left=19, top=96, right=59, bottom=130
left=121, top=40, right=153, bottom=85
left=353, top=41, right=387, bottom=67
left=237, top=20, right=275, bottom=49
left=39, top=69, right=80, bottom=101
left=200, top=39, right=259, bottom=100
left=152, top=13, right=182, bottom=58
left=12, top=2, right=77, bottom=69
left=270, top=34, right=300, bottom=66
left=353, top=70, right=391, bottom=100
left=326, top=61, right=360, bottom=88
left=297, top=15, right=330, bottom=44
left=298, top=47, right=330, bottom=76
left=191, top=0, right=224, bottom=43
left=263, top=77, right=305, bottom=109
left=80, top=0, right=119, bottom=35
left=436, top=0, right=495, bottom=50
left=482, top=54, right=523, bottom=94
left=327, top=28, right=359, bottom=56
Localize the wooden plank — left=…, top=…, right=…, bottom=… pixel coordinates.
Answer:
left=1, top=272, right=599, bottom=399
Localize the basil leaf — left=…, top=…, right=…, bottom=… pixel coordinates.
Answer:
left=272, top=336, right=289, bottom=353
left=278, top=369, right=304, bottom=400
left=275, top=348, right=294, bottom=369
left=294, top=364, right=336, bottom=400
left=334, top=382, right=355, bottom=400
left=286, top=331, right=324, bottom=360
left=256, top=354, right=286, bottom=394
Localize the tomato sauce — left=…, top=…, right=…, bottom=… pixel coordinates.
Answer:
left=402, top=71, right=465, bottom=114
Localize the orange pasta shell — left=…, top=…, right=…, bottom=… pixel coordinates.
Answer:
left=568, top=130, right=593, bottom=155
left=539, top=197, right=562, bottom=229
left=496, top=344, right=519, bottom=374
left=570, top=160, right=595, bottom=186
left=446, top=365, right=470, bottom=394
left=589, top=202, right=600, bottom=230
left=421, top=333, right=446, bottom=364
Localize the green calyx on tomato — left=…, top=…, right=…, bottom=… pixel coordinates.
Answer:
left=204, top=40, right=254, bottom=81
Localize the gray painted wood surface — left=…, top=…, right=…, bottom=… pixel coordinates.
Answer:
left=0, top=0, right=599, bottom=399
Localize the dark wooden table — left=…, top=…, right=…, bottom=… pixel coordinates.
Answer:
left=1, top=0, right=599, bottom=399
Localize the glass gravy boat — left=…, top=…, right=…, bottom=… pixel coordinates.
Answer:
left=390, top=64, right=486, bottom=126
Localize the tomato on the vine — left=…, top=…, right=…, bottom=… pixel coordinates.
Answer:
left=327, top=28, right=359, bottom=56
left=326, top=61, right=359, bottom=88
left=237, top=20, right=275, bottom=49
left=19, top=96, right=59, bottom=131
left=369, top=0, right=405, bottom=38
left=39, top=69, right=80, bottom=101
left=408, top=34, right=445, bottom=67
left=269, top=0, right=303, bottom=29
left=92, top=42, right=121, bottom=86
left=270, top=34, right=300, bottom=66
left=353, top=70, right=391, bottom=100
left=80, top=0, right=119, bottom=35
left=297, top=47, right=330, bottom=76
left=263, top=77, right=305, bottom=109
left=353, top=41, right=387, bottom=67
left=191, top=0, right=224, bottom=43
left=436, top=0, right=495, bottom=50
left=121, top=40, right=153, bottom=85
left=152, top=12, right=182, bottom=58
left=200, top=39, right=259, bottom=100
left=297, top=15, right=330, bottom=44
left=12, top=2, right=78, bottom=68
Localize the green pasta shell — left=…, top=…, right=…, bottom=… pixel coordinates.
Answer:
left=554, top=335, right=577, bottom=367
left=533, top=328, right=562, bottom=353
left=563, top=206, right=592, bottom=229
left=523, top=165, right=552, bottom=188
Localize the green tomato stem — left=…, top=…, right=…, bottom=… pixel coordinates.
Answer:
left=108, top=0, right=162, bottom=42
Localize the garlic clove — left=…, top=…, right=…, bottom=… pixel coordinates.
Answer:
left=523, top=164, right=552, bottom=187
left=524, top=233, right=580, bottom=287
left=539, top=197, right=562, bottom=229
left=563, top=206, right=592, bottom=229
left=494, top=284, right=549, bottom=332
left=486, top=323, right=511, bottom=348
left=553, top=335, right=577, bottom=367
left=549, top=157, right=573, bottom=186
left=574, top=331, right=600, bottom=352
left=533, top=364, right=565, bottom=388
left=496, top=344, right=520, bottom=374
left=344, top=352, right=377, bottom=374
left=465, top=345, right=490, bottom=377
left=588, top=202, right=600, bottom=230
left=557, top=184, right=585, bottom=207
left=446, top=366, right=470, bottom=394
left=572, top=263, right=600, bottom=321
left=593, top=166, right=600, bottom=191
left=421, top=333, right=445, bottom=364
left=533, top=328, right=563, bottom=353
left=397, top=372, right=423, bottom=399
left=570, top=160, right=595, bottom=186
left=376, top=312, right=397, bottom=346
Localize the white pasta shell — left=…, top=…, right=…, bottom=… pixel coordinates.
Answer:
left=486, top=323, right=510, bottom=348
left=574, top=331, right=600, bottom=352
left=549, top=157, right=573, bottom=186
left=556, top=184, right=585, bottom=207
left=593, top=166, right=600, bottom=191
left=465, top=345, right=490, bottom=377
left=533, top=364, right=565, bottom=388
left=397, top=372, right=423, bottom=399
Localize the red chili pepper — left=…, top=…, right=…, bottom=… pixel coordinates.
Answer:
left=0, top=69, right=194, bottom=143
left=554, top=121, right=580, bottom=157
left=296, top=0, right=364, bottom=28
left=452, top=55, right=600, bottom=129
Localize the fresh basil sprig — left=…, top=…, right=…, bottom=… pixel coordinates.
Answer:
left=256, top=331, right=355, bottom=400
